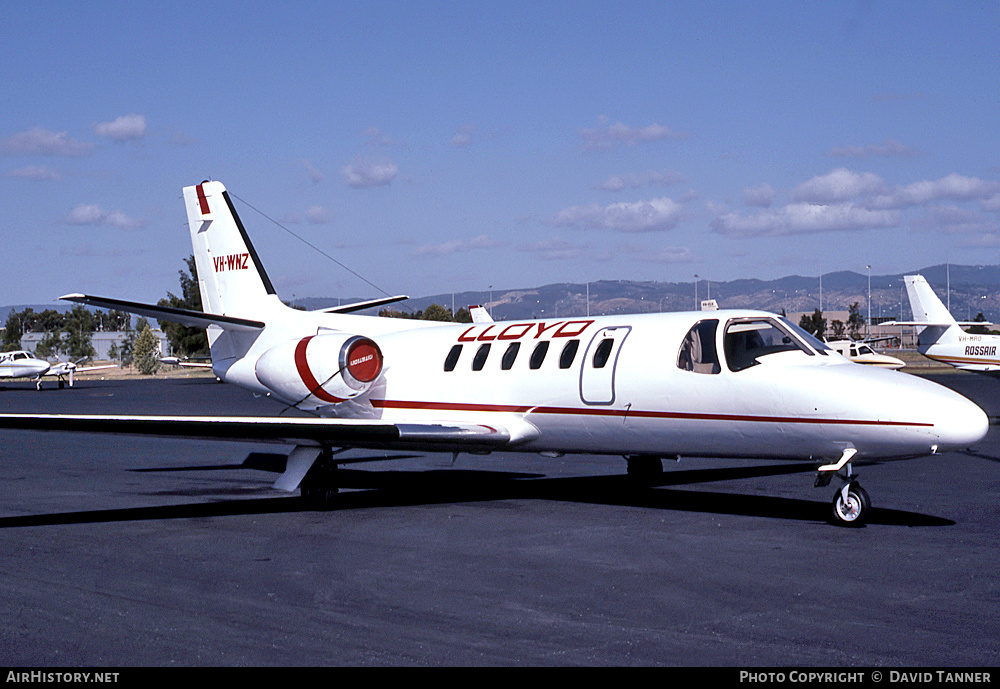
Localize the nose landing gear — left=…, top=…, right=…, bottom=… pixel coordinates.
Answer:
left=816, top=447, right=871, bottom=527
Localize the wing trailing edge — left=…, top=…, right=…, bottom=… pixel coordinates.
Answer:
left=0, top=413, right=524, bottom=452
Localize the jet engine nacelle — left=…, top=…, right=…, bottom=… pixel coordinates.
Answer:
left=254, top=333, right=384, bottom=406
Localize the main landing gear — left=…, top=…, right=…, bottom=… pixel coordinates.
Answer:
left=815, top=448, right=870, bottom=527
left=299, top=448, right=340, bottom=509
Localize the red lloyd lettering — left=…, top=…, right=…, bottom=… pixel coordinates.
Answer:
left=458, top=320, right=594, bottom=343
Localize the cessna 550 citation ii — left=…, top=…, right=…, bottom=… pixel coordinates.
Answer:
left=885, top=274, right=1000, bottom=374
left=0, top=182, right=989, bottom=526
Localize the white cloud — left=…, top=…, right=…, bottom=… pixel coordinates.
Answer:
left=451, top=125, right=474, bottom=148
left=341, top=158, right=398, bottom=188
left=598, top=170, right=684, bottom=192
left=547, top=197, right=684, bottom=233
left=5, top=165, right=61, bottom=181
left=579, top=118, right=680, bottom=150
left=790, top=168, right=886, bottom=204
left=65, top=204, right=145, bottom=230
left=412, top=234, right=503, bottom=257
left=828, top=140, right=917, bottom=158
left=712, top=202, right=901, bottom=237
left=305, top=206, right=332, bottom=224
left=93, top=114, right=146, bottom=142
left=1, top=126, right=93, bottom=156
left=869, top=173, right=1000, bottom=209
left=638, top=246, right=695, bottom=264
left=298, top=159, right=324, bottom=184
left=911, top=205, right=1000, bottom=236
left=742, top=183, right=776, bottom=208
left=516, top=238, right=587, bottom=261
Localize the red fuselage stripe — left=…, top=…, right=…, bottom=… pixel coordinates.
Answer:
left=294, top=336, right=344, bottom=404
left=369, top=399, right=933, bottom=428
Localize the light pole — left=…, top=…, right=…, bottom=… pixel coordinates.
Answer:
left=866, top=265, right=871, bottom=338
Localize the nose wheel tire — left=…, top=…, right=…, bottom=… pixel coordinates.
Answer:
left=831, top=482, right=871, bottom=527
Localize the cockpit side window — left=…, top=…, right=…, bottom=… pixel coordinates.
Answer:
left=724, top=317, right=814, bottom=372
left=677, top=319, right=720, bottom=374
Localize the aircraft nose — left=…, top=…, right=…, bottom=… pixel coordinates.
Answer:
left=932, top=389, right=989, bottom=450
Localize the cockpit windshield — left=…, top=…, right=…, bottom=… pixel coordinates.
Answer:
left=777, top=317, right=832, bottom=355
left=723, top=316, right=818, bottom=372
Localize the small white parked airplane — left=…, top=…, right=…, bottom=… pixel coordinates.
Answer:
left=0, top=350, right=116, bottom=389
left=826, top=340, right=905, bottom=369
left=885, top=275, right=1000, bottom=374
left=0, top=183, right=989, bottom=526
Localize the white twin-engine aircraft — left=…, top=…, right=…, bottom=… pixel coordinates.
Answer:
left=885, top=274, right=1000, bottom=374
left=0, top=350, right=116, bottom=389
left=0, top=182, right=989, bottom=526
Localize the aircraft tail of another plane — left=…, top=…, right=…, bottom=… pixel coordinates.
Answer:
left=900, top=274, right=962, bottom=346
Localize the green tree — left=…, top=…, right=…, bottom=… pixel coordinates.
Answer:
left=158, top=255, right=208, bottom=357
left=847, top=302, right=864, bottom=339
left=830, top=319, right=846, bottom=340
left=969, top=313, right=990, bottom=335
left=798, top=309, right=827, bottom=341
left=2, top=311, right=24, bottom=352
left=133, top=323, right=161, bottom=375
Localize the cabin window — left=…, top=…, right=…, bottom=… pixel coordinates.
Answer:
left=501, top=342, right=520, bottom=370
left=592, top=338, right=614, bottom=369
left=559, top=339, right=580, bottom=369
left=677, top=319, right=720, bottom=374
left=472, top=343, right=491, bottom=371
left=723, top=317, right=814, bottom=372
left=444, top=344, right=462, bottom=372
left=529, top=341, right=549, bottom=369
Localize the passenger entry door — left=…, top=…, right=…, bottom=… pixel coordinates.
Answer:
left=579, top=326, right=631, bottom=405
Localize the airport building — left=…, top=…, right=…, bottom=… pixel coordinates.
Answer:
left=17, top=329, right=170, bottom=362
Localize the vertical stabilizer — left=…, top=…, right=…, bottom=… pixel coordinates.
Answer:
left=183, top=181, right=276, bottom=319
left=903, top=275, right=960, bottom=346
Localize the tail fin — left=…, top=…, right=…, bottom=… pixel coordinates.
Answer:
left=902, top=274, right=960, bottom=346
left=183, top=181, right=277, bottom=318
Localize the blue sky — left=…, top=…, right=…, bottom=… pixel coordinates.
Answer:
left=2, top=1, right=999, bottom=307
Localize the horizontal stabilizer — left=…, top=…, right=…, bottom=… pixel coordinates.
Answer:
left=319, top=295, right=410, bottom=314
left=60, top=294, right=264, bottom=331
left=882, top=320, right=992, bottom=328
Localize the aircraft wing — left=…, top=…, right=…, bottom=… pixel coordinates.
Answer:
left=60, top=294, right=264, bottom=331
left=0, top=413, right=527, bottom=453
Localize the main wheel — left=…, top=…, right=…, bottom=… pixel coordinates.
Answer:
left=626, top=456, right=664, bottom=485
left=831, top=483, right=871, bottom=527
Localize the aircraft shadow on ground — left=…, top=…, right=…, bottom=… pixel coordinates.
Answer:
left=0, top=460, right=953, bottom=529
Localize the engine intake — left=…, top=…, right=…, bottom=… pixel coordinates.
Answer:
left=255, top=333, right=384, bottom=407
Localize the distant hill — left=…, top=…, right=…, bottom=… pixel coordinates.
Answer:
left=7, top=264, right=1000, bottom=326
left=297, top=265, right=1000, bottom=323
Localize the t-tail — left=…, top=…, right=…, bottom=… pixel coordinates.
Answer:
left=183, top=181, right=283, bottom=321
left=900, top=274, right=962, bottom=348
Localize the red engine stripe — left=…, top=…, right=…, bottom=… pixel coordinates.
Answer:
left=294, top=336, right=345, bottom=404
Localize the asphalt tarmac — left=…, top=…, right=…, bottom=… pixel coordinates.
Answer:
left=0, top=373, right=997, bottom=667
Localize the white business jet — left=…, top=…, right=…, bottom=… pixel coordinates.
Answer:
left=0, top=350, right=115, bottom=389
left=885, top=275, right=1000, bottom=374
left=0, top=182, right=988, bottom=526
